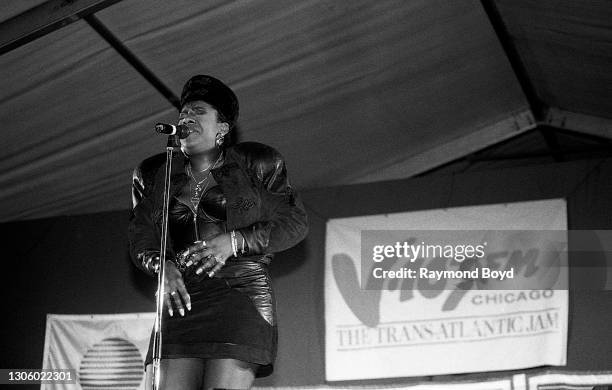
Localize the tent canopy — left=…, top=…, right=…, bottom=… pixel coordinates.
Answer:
left=0, top=0, right=610, bottom=222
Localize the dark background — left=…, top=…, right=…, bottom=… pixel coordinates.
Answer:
left=2, top=157, right=611, bottom=388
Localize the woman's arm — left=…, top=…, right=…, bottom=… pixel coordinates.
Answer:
left=235, top=143, right=309, bottom=254
left=127, top=155, right=165, bottom=275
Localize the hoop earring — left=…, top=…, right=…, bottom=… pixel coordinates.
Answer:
left=215, top=132, right=224, bottom=148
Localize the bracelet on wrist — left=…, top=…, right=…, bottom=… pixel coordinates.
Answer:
left=230, top=230, right=238, bottom=258
left=138, top=252, right=160, bottom=274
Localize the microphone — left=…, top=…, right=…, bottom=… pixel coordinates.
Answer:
left=155, top=123, right=191, bottom=139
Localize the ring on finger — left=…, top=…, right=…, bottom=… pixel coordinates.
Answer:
left=177, top=249, right=189, bottom=263
left=206, top=254, right=222, bottom=264
left=206, top=254, right=217, bottom=264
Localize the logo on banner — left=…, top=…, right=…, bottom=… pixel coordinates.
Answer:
left=324, top=200, right=569, bottom=380
left=333, top=231, right=565, bottom=327
left=78, top=337, right=145, bottom=389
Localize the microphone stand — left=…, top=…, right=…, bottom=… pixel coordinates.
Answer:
left=151, top=134, right=180, bottom=390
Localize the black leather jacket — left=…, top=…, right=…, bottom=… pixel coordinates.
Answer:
left=128, top=142, right=308, bottom=274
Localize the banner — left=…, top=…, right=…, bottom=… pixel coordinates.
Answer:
left=42, top=313, right=154, bottom=390
left=325, top=199, right=568, bottom=380
left=251, top=370, right=612, bottom=390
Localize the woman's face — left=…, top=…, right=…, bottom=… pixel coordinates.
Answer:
left=178, top=100, right=229, bottom=154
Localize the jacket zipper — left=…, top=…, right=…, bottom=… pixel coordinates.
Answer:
left=193, top=210, right=199, bottom=241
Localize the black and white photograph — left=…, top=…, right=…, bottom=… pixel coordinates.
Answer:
left=1, top=1, right=611, bottom=389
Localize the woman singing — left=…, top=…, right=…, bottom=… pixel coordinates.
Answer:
left=128, top=75, right=308, bottom=389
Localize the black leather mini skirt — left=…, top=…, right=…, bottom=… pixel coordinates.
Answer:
left=145, top=257, right=277, bottom=377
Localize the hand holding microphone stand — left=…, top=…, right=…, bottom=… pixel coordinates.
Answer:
left=150, top=123, right=190, bottom=390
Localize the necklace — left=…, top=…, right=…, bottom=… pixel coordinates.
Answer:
left=187, top=153, right=223, bottom=212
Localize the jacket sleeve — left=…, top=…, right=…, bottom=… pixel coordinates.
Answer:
left=236, top=143, right=309, bottom=254
left=127, top=155, right=165, bottom=276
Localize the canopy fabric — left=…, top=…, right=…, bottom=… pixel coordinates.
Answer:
left=496, top=0, right=612, bottom=118
left=0, top=0, right=610, bottom=222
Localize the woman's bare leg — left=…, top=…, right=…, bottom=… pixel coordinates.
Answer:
left=203, top=358, right=257, bottom=389
left=144, top=358, right=204, bottom=390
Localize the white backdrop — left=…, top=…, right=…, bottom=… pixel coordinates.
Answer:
left=42, top=313, right=154, bottom=390
left=325, top=199, right=568, bottom=380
